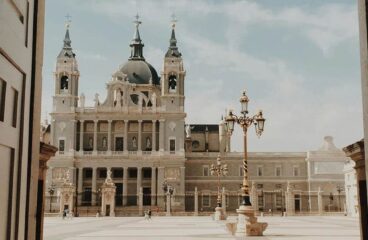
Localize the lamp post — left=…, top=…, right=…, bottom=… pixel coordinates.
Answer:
left=162, top=180, right=174, bottom=216
left=336, top=185, right=343, bottom=212
left=210, top=154, right=228, bottom=220
left=47, top=183, right=55, bottom=213
left=225, top=90, right=267, bottom=236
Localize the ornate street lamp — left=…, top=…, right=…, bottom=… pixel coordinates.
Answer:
left=210, top=155, right=228, bottom=207
left=225, top=90, right=267, bottom=236
left=48, top=183, right=56, bottom=213
left=162, top=180, right=174, bottom=215
left=210, top=155, right=228, bottom=220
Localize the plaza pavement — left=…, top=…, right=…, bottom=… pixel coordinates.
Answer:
left=44, top=215, right=360, bottom=240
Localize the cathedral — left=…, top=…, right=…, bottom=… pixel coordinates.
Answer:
left=45, top=16, right=349, bottom=216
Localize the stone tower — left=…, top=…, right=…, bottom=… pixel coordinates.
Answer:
left=53, top=22, right=79, bottom=113
left=161, top=17, right=186, bottom=113
left=50, top=22, right=79, bottom=155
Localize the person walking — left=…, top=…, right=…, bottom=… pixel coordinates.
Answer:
left=148, top=209, right=152, bottom=220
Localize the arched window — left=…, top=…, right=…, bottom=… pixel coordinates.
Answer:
left=60, top=75, right=69, bottom=91
left=168, top=75, right=177, bottom=93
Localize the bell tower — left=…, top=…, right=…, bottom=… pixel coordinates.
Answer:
left=53, top=20, right=79, bottom=112
left=161, top=16, right=185, bottom=112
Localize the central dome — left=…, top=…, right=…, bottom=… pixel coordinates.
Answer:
left=120, top=60, right=160, bottom=85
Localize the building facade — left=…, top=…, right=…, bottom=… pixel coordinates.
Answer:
left=45, top=18, right=348, bottom=216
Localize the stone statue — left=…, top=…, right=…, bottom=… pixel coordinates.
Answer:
left=102, top=137, right=107, bottom=148
left=94, top=93, right=100, bottom=107
left=146, top=137, right=151, bottom=149
left=185, top=124, right=191, bottom=138
left=107, top=169, right=112, bottom=180
left=88, top=137, right=93, bottom=149
left=151, top=92, right=156, bottom=107
left=132, top=136, right=137, bottom=148
left=115, top=90, right=122, bottom=107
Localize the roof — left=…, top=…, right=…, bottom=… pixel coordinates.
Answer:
left=188, top=124, right=219, bottom=132
left=119, top=60, right=160, bottom=85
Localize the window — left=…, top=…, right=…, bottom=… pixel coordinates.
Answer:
left=168, top=74, right=177, bottom=93
left=203, top=166, right=209, bottom=176
left=84, top=169, right=93, bottom=179
left=0, top=79, right=6, bottom=122
left=113, top=169, right=124, bottom=178
left=129, top=168, right=137, bottom=178
left=275, top=166, right=281, bottom=177
left=293, top=166, right=300, bottom=177
left=202, top=194, right=210, bottom=207
left=60, top=75, right=69, bottom=90
left=257, top=166, right=263, bottom=177
left=257, top=184, right=263, bottom=189
left=169, top=139, right=176, bottom=152
left=143, top=168, right=152, bottom=179
left=59, top=139, right=65, bottom=152
left=99, top=169, right=107, bottom=178
left=239, top=166, right=243, bottom=176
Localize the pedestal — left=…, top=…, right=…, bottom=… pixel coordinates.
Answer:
left=214, top=207, right=226, bottom=220
left=236, top=205, right=268, bottom=236
left=101, top=174, right=116, bottom=217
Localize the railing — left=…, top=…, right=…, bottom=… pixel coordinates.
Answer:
left=142, top=151, right=152, bottom=155
left=112, top=151, right=124, bottom=155
left=58, top=151, right=65, bottom=155
left=83, top=151, right=93, bottom=155
left=97, top=151, right=107, bottom=155
left=129, top=151, right=138, bottom=155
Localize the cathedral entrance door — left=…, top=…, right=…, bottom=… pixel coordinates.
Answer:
left=143, top=187, right=151, bottom=206
left=115, top=183, right=123, bottom=206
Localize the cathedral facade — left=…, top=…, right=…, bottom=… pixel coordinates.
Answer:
left=45, top=18, right=348, bottom=216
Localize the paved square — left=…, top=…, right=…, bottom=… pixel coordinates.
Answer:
left=44, top=216, right=360, bottom=240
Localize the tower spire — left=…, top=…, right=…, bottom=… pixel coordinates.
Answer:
left=129, top=14, right=145, bottom=60
left=58, top=14, right=75, bottom=58
left=165, top=14, right=181, bottom=58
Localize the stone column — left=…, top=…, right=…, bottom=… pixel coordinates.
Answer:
left=194, top=187, right=198, bottom=216
left=222, top=187, right=226, bottom=214
left=70, top=120, right=77, bottom=152
left=159, top=119, right=165, bottom=152
left=285, top=184, right=295, bottom=216
left=152, top=120, right=157, bottom=152
left=50, top=119, right=55, bottom=145
left=123, top=167, right=128, bottom=206
left=124, top=120, right=128, bottom=153
left=317, top=187, right=323, bottom=215
left=92, top=167, right=97, bottom=206
left=139, top=187, right=143, bottom=216
left=151, top=167, right=157, bottom=205
left=180, top=166, right=185, bottom=195
left=157, top=167, right=165, bottom=207
left=107, top=120, right=112, bottom=153
left=77, top=167, right=83, bottom=205
left=93, top=120, right=98, bottom=154
left=137, top=167, right=142, bottom=204
left=138, top=120, right=142, bottom=152
left=166, top=192, right=171, bottom=216
left=79, top=120, right=84, bottom=152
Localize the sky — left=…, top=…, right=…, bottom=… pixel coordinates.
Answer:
left=42, top=0, right=363, bottom=152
